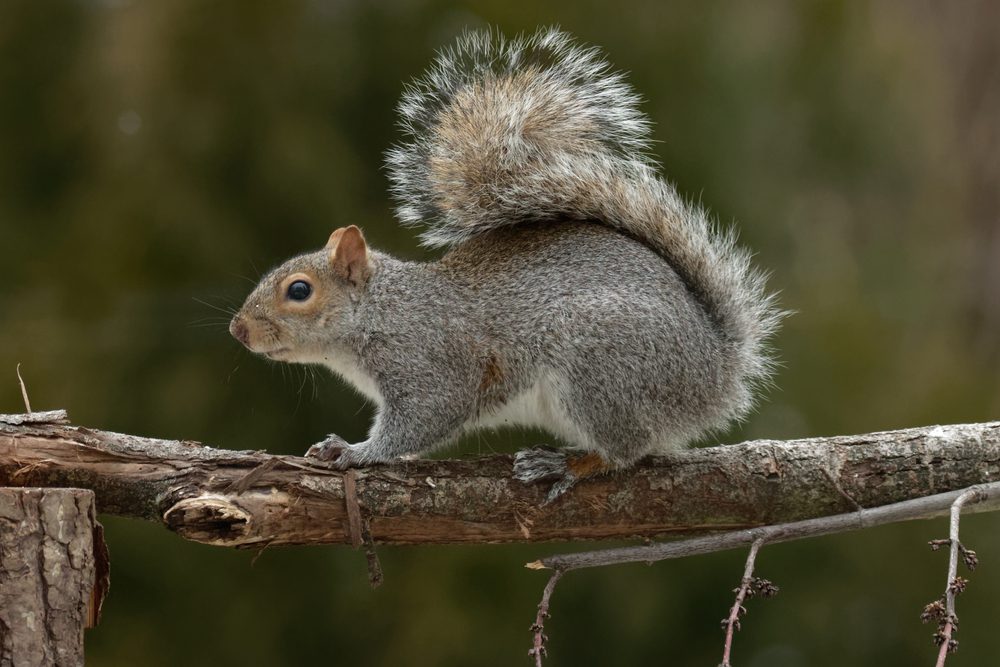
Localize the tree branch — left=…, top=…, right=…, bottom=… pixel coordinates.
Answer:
left=2, top=411, right=999, bottom=547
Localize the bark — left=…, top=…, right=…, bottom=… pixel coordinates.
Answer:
left=1, top=411, right=999, bottom=547
left=0, top=487, right=108, bottom=667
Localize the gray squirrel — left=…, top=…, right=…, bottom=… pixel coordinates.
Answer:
left=229, top=28, right=782, bottom=488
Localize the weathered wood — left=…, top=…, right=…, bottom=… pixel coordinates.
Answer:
left=1, top=411, right=999, bottom=547
left=0, top=487, right=107, bottom=667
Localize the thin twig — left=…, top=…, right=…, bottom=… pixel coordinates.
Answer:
left=527, top=482, right=1000, bottom=572
left=528, top=569, right=564, bottom=666
left=342, top=471, right=383, bottom=587
left=720, top=539, right=767, bottom=667
left=523, top=485, right=996, bottom=665
left=928, top=487, right=983, bottom=665
left=361, top=520, right=384, bottom=589
left=249, top=539, right=274, bottom=567
left=15, top=364, right=31, bottom=414
left=342, top=470, right=363, bottom=549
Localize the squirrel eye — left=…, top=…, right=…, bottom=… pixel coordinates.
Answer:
left=286, top=280, right=312, bottom=301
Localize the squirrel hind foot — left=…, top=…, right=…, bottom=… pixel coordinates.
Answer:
left=513, top=448, right=612, bottom=504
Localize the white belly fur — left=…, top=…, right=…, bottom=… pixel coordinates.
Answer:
left=472, top=372, right=588, bottom=447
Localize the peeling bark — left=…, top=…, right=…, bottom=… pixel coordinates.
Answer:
left=1, top=411, right=999, bottom=547
left=0, top=487, right=106, bottom=667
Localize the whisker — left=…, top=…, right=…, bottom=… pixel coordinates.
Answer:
left=297, top=367, right=309, bottom=398
left=187, top=318, right=233, bottom=329
left=192, top=297, right=238, bottom=317
left=227, top=271, right=258, bottom=286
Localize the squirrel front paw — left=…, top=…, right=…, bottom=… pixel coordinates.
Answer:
left=306, top=434, right=368, bottom=470
left=306, top=433, right=349, bottom=461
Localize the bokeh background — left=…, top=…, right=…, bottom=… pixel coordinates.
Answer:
left=2, top=1, right=999, bottom=665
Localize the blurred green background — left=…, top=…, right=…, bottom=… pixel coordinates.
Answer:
left=1, top=1, right=999, bottom=665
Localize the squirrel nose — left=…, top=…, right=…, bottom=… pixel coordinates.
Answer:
left=230, top=317, right=250, bottom=346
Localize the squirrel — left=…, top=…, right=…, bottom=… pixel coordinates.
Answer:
left=229, top=28, right=783, bottom=491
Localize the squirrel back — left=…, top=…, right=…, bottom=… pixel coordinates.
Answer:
left=386, top=28, right=782, bottom=420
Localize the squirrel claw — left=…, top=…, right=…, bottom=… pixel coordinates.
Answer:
left=306, top=435, right=372, bottom=470
left=513, top=447, right=578, bottom=505
left=544, top=475, right=579, bottom=503
left=306, top=434, right=350, bottom=463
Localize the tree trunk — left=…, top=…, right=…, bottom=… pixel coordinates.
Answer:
left=0, top=487, right=108, bottom=667
left=2, top=411, right=999, bottom=548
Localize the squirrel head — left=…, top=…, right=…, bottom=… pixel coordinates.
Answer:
left=230, top=225, right=371, bottom=363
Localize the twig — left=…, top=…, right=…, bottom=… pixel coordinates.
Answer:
left=361, top=521, right=384, bottom=589
left=523, top=485, right=997, bottom=665
left=342, top=470, right=364, bottom=549
left=528, top=569, right=564, bottom=666
left=343, top=470, right=383, bottom=588
left=923, top=488, right=984, bottom=665
left=720, top=539, right=776, bottom=666
left=249, top=539, right=274, bottom=567
left=15, top=364, right=31, bottom=414
left=527, top=482, right=1000, bottom=572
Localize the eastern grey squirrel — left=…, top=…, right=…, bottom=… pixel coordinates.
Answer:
left=229, top=28, right=782, bottom=487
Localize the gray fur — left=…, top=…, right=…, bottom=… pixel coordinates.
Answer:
left=232, top=29, right=783, bottom=471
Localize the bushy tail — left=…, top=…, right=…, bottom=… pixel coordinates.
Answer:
left=386, top=27, right=783, bottom=415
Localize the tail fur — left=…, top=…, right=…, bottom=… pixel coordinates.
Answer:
left=386, top=27, right=783, bottom=416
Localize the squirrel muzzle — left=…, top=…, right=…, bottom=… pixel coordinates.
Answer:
left=229, top=316, right=250, bottom=347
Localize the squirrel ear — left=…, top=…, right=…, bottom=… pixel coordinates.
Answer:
left=328, top=225, right=370, bottom=287
left=325, top=228, right=346, bottom=250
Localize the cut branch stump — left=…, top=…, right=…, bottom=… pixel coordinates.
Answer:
left=0, top=487, right=108, bottom=667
